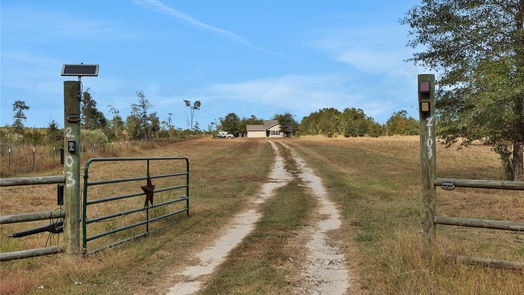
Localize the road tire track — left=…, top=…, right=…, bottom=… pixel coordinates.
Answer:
left=165, top=141, right=291, bottom=295
left=277, top=141, right=351, bottom=295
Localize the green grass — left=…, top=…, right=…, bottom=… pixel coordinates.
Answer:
left=288, top=137, right=524, bottom=294
left=201, top=182, right=313, bottom=295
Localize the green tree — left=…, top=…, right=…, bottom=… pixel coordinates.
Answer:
left=81, top=89, right=107, bottom=130
left=161, top=113, right=175, bottom=138
left=12, top=100, right=29, bottom=132
left=402, top=0, right=524, bottom=180
left=386, top=110, right=419, bottom=136
left=239, top=115, right=263, bottom=135
left=220, top=113, right=241, bottom=136
left=128, top=90, right=153, bottom=140
left=273, top=113, right=298, bottom=136
left=368, top=122, right=384, bottom=137
left=149, top=112, right=161, bottom=139
left=46, top=120, right=63, bottom=148
left=108, top=105, right=124, bottom=140
left=184, top=100, right=201, bottom=130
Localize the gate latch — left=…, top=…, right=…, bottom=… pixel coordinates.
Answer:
left=441, top=182, right=456, bottom=190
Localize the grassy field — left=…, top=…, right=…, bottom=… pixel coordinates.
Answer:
left=0, top=140, right=179, bottom=177
left=0, top=138, right=273, bottom=295
left=287, top=136, right=524, bottom=294
left=1, top=136, right=523, bottom=294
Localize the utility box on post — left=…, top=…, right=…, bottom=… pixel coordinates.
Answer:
left=418, top=74, right=436, bottom=248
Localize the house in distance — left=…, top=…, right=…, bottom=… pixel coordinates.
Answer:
left=246, top=120, right=286, bottom=138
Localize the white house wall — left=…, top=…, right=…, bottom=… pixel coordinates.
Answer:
left=247, top=131, right=266, bottom=138
left=267, top=124, right=284, bottom=137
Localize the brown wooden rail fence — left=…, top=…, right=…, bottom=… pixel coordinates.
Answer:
left=417, top=74, right=524, bottom=270
left=0, top=176, right=66, bottom=261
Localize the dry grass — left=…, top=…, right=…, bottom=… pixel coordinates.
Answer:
left=286, top=136, right=524, bottom=294
left=201, top=143, right=313, bottom=295
left=2, top=136, right=522, bottom=294
left=0, top=140, right=179, bottom=177
left=0, top=138, right=273, bottom=295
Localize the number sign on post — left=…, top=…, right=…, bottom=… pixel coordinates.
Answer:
left=63, top=81, right=81, bottom=254
left=418, top=74, right=437, bottom=248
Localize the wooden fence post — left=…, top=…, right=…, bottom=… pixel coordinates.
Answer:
left=63, top=81, right=81, bottom=254
left=418, top=74, right=437, bottom=247
left=8, top=148, right=11, bottom=176
left=32, top=146, right=36, bottom=170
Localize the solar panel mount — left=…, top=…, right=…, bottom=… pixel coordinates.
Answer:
left=61, top=64, right=99, bottom=77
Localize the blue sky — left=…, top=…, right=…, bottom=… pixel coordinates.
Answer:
left=1, top=0, right=424, bottom=129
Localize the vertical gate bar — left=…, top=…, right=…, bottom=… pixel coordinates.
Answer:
left=418, top=74, right=437, bottom=248
left=63, top=81, right=82, bottom=254
left=186, top=158, right=190, bottom=216
left=82, top=163, right=89, bottom=252
left=146, top=159, right=150, bottom=234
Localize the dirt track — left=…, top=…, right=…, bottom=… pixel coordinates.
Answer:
left=163, top=140, right=350, bottom=295
left=279, top=142, right=350, bottom=295
left=164, top=141, right=292, bottom=295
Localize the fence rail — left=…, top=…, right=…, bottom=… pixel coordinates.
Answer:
left=434, top=216, right=524, bottom=231
left=434, top=178, right=524, bottom=190
left=0, top=175, right=65, bottom=187
left=0, top=246, right=64, bottom=262
left=0, top=209, right=65, bottom=224
left=0, top=175, right=66, bottom=261
left=448, top=255, right=524, bottom=270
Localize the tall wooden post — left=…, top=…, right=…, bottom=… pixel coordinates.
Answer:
left=63, top=81, right=81, bottom=254
left=418, top=74, right=437, bottom=247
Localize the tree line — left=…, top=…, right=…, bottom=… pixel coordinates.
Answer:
left=217, top=108, right=419, bottom=138
left=1, top=90, right=204, bottom=149
left=299, top=108, right=418, bottom=137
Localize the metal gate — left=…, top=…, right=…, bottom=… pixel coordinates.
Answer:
left=82, top=157, right=189, bottom=253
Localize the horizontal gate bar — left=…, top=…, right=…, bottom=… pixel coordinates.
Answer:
left=448, top=255, right=524, bottom=270
left=86, top=196, right=187, bottom=224
left=0, top=246, right=64, bottom=262
left=434, top=178, right=524, bottom=190
left=87, top=172, right=188, bottom=186
left=85, top=232, right=149, bottom=255
left=86, top=156, right=188, bottom=162
left=0, top=209, right=65, bottom=224
left=86, top=185, right=188, bottom=205
left=435, top=216, right=524, bottom=231
left=0, top=175, right=65, bottom=187
left=86, top=208, right=188, bottom=242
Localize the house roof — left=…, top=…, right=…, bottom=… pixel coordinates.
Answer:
left=246, top=120, right=280, bottom=132
left=246, top=125, right=266, bottom=131
left=263, top=120, right=279, bottom=129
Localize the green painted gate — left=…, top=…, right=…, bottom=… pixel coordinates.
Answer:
left=82, top=157, right=189, bottom=253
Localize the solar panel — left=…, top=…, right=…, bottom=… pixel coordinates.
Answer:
left=61, top=64, right=99, bottom=76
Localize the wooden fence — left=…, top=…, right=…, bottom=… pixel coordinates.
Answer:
left=0, top=176, right=66, bottom=261
left=417, top=74, right=524, bottom=270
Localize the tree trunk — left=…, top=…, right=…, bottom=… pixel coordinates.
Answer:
left=514, top=141, right=523, bottom=181
left=513, top=0, right=524, bottom=181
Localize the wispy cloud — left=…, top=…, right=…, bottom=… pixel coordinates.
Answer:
left=153, top=73, right=397, bottom=121
left=310, top=25, right=417, bottom=74
left=2, top=9, right=136, bottom=42
left=308, top=25, right=426, bottom=118
left=134, top=0, right=288, bottom=58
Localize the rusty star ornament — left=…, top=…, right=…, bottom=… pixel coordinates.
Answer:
left=142, top=177, right=155, bottom=207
